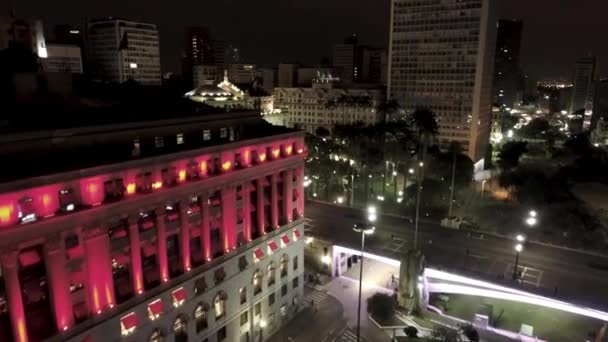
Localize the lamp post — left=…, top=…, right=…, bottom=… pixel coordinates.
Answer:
left=259, top=319, right=267, bottom=342
left=353, top=217, right=375, bottom=342
left=512, top=243, right=523, bottom=280
left=525, top=210, right=538, bottom=227
left=414, top=161, right=424, bottom=249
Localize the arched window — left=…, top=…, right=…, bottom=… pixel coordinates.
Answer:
left=149, top=328, right=164, bottom=342
left=280, top=254, right=289, bottom=278
left=214, top=291, right=227, bottom=320
left=194, top=303, right=208, bottom=332
left=267, top=262, right=276, bottom=286
left=173, top=315, right=188, bottom=342
left=253, top=269, right=262, bottom=295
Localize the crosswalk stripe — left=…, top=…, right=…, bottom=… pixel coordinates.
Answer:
left=337, top=329, right=359, bottom=342
left=304, top=291, right=327, bottom=303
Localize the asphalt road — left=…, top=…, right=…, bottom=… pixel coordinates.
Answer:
left=305, top=201, right=608, bottom=310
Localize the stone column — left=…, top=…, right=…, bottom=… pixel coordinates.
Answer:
left=44, top=236, right=74, bottom=331
left=201, top=193, right=211, bottom=261
left=270, top=173, right=279, bottom=229
left=256, top=178, right=266, bottom=235
left=242, top=182, right=252, bottom=241
left=155, top=211, right=169, bottom=283
left=221, top=186, right=237, bottom=252
left=283, top=169, right=294, bottom=223
left=179, top=203, right=192, bottom=272
left=1, top=251, right=28, bottom=342
left=296, top=166, right=305, bottom=218
left=128, top=220, right=144, bottom=295
left=83, top=228, right=115, bottom=314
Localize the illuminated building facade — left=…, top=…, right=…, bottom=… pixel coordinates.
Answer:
left=0, top=110, right=306, bottom=342
left=388, top=0, right=497, bottom=161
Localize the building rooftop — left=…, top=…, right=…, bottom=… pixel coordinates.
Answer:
left=0, top=90, right=297, bottom=183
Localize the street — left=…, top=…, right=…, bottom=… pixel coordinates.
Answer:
left=305, top=201, right=608, bottom=310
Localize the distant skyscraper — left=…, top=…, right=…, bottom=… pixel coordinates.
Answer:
left=182, top=27, right=212, bottom=86
left=569, top=56, right=597, bottom=119
left=278, top=63, right=297, bottom=87
left=388, top=0, right=497, bottom=161
left=360, top=47, right=387, bottom=85
left=592, top=79, right=608, bottom=130
left=332, top=35, right=358, bottom=84
left=53, top=24, right=83, bottom=46
left=86, top=18, right=161, bottom=85
left=493, top=19, right=523, bottom=108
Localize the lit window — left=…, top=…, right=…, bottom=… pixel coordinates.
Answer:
left=149, top=328, right=163, bottom=342
left=172, top=287, right=187, bottom=307
left=173, top=316, right=187, bottom=338
left=17, top=197, right=36, bottom=223
left=132, top=139, right=141, bottom=157
left=240, top=312, right=248, bottom=326
left=147, top=299, right=163, bottom=320
left=280, top=254, right=288, bottom=278
left=120, top=312, right=138, bottom=336
left=214, top=292, right=227, bottom=319
left=203, top=130, right=211, bottom=141
left=253, top=270, right=262, bottom=295
left=155, top=136, right=164, bottom=148
left=176, top=133, right=184, bottom=145
left=59, top=189, right=78, bottom=213
left=220, top=127, right=228, bottom=138
left=194, top=303, right=208, bottom=332
left=267, top=262, right=276, bottom=286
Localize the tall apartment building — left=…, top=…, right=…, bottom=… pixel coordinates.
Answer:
left=493, top=19, right=523, bottom=109
left=272, top=81, right=385, bottom=133
left=360, top=47, right=387, bottom=85
left=388, top=0, right=497, bottom=161
left=569, top=56, right=597, bottom=118
left=86, top=18, right=161, bottom=85
left=41, top=44, right=83, bottom=73
left=0, top=104, right=306, bottom=342
left=182, top=27, right=213, bottom=87
left=332, top=35, right=358, bottom=84
left=278, top=64, right=297, bottom=88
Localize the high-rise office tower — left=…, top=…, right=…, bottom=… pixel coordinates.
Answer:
left=183, top=27, right=212, bottom=86
left=332, top=35, right=358, bottom=84
left=569, top=56, right=597, bottom=119
left=388, top=0, right=497, bottom=162
left=86, top=18, right=161, bottom=85
left=493, top=19, right=523, bottom=109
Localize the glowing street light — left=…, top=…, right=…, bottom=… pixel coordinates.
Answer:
left=526, top=216, right=537, bottom=227
left=516, top=234, right=526, bottom=242
left=352, top=222, right=375, bottom=342
left=367, top=206, right=377, bottom=223
left=409, top=168, right=415, bottom=174
left=513, top=243, right=524, bottom=280
left=529, top=210, right=537, bottom=218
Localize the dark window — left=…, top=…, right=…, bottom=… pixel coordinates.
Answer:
left=17, top=197, right=36, bottom=223
left=214, top=268, right=226, bottom=285
left=255, top=302, right=261, bottom=316
left=240, top=312, right=248, bottom=326
left=217, top=326, right=227, bottom=341
left=59, top=188, right=78, bottom=212
left=293, top=276, right=299, bottom=289
left=281, top=284, right=287, bottom=297
left=293, top=256, right=298, bottom=271
left=220, top=127, right=228, bottom=138
left=269, top=293, right=275, bottom=306
left=194, top=277, right=207, bottom=296
left=155, top=136, right=164, bottom=148
left=239, top=256, right=248, bottom=271
left=240, top=287, right=247, bottom=304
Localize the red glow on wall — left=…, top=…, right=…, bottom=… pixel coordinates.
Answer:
left=272, top=149, right=280, bottom=158
left=200, top=160, right=208, bottom=176
left=152, top=181, right=163, bottom=190
left=178, top=170, right=186, bottom=182
left=17, top=318, right=26, bottom=342
left=243, top=150, right=251, bottom=166
left=222, top=161, right=232, bottom=171
left=0, top=204, right=14, bottom=224
left=285, top=146, right=293, bottom=155
left=126, top=183, right=136, bottom=195
left=297, top=148, right=304, bottom=154
left=259, top=153, right=266, bottom=162
left=81, top=178, right=104, bottom=205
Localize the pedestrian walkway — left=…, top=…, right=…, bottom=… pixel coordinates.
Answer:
left=304, top=288, right=328, bottom=306
left=334, top=327, right=362, bottom=342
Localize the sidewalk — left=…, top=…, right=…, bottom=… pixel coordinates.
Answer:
left=267, top=285, right=346, bottom=342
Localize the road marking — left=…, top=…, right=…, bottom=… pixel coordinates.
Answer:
left=334, top=327, right=361, bottom=342
left=304, top=290, right=328, bottom=305
left=505, top=263, right=544, bottom=287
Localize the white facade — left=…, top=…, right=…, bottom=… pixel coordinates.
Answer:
left=273, top=82, right=385, bottom=134
left=87, top=18, right=161, bottom=85
left=63, top=223, right=305, bottom=342
left=388, top=0, right=496, bottom=161
left=42, top=44, right=83, bottom=73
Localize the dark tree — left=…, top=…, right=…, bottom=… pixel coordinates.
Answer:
left=404, top=326, right=419, bottom=338
left=462, top=325, right=479, bottom=342
left=496, top=141, right=528, bottom=171
left=366, top=292, right=395, bottom=321
left=315, top=126, right=330, bottom=138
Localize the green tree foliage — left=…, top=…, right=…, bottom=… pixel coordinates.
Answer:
left=496, top=141, right=528, bottom=172
left=518, top=118, right=550, bottom=138
left=366, top=292, right=395, bottom=322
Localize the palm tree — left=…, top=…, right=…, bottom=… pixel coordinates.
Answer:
left=377, top=99, right=401, bottom=122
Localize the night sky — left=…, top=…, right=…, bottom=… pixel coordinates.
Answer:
left=3, top=0, right=608, bottom=82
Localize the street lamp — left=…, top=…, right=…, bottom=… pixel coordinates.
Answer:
left=259, top=319, right=267, bottom=342
left=516, top=234, right=526, bottom=243
left=353, top=222, right=375, bottom=342
left=513, top=243, right=523, bottom=280
left=367, top=205, right=377, bottom=223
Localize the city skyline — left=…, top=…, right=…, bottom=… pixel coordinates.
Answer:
left=3, top=0, right=607, bottom=81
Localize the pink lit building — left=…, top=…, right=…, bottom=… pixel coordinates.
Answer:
left=0, top=109, right=306, bottom=342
